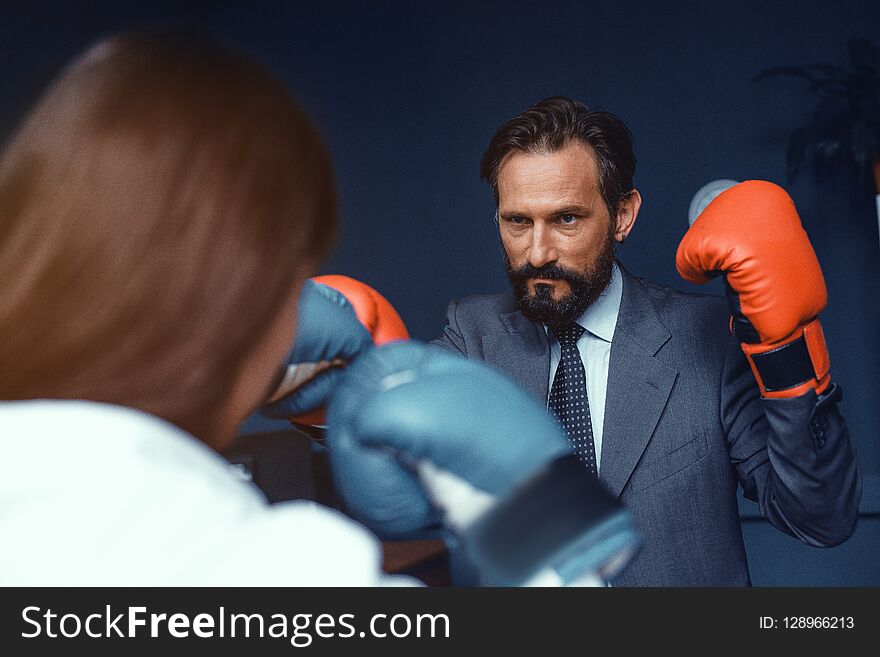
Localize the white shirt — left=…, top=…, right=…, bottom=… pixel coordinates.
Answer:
left=546, top=262, right=623, bottom=473
left=0, top=399, right=416, bottom=586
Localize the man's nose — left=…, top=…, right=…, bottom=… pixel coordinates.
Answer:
left=527, top=225, right=558, bottom=268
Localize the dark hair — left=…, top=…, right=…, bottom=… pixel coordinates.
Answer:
left=480, top=96, right=636, bottom=219
left=0, top=32, right=336, bottom=444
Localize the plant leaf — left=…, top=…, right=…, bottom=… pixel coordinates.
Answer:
left=851, top=122, right=874, bottom=171
left=752, top=66, right=814, bottom=83
left=815, top=138, right=845, bottom=161
left=786, top=124, right=815, bottom=181
left=809, top=78, right=848, bottom=93
left=848, top=38, right=879, bottom=70
left=809, top=62, right=846, bottom=79
left=764, top=39, right=880, bottom=183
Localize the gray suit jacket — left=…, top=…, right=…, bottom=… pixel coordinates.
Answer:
left=432, top=263, right=861, bottom=586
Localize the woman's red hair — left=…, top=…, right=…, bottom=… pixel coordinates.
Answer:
left=0, top=33, right=337, bottom=441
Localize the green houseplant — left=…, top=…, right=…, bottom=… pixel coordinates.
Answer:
left=755, top=38, right=880, bottom=239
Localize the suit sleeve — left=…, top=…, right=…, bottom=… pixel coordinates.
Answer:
left=721, top=334, right=861, bottom=547
left=429, top=298, right=467, bottom=355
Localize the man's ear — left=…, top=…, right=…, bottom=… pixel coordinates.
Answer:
left=614, top=189, right=641, bottom=242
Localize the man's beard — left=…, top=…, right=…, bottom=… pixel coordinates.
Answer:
left=505, top=228, right=616, bottom=328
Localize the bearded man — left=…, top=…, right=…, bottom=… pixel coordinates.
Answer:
left=431, top=96, right=861, bottom=586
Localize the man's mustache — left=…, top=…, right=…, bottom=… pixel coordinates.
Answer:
left=508, top=263, right=584, bottom=285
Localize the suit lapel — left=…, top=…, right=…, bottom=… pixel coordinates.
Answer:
left=600, top=266, right=678, bottom=497
left=481, top=310, right=551, bottom=402
left=474, top=268, right=678, bottom=498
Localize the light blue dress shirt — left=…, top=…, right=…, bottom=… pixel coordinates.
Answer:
left=545, top=262, right=623, bottom=474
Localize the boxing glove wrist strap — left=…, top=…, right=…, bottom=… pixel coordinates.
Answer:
left=465, top=455, right=640, bottom=585
left=741, top=318, right=831, bottom=399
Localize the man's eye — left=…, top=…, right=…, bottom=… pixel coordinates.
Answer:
left=506, top=216, right=529, bottom=225
left=558, top=214, right=578, bottom=224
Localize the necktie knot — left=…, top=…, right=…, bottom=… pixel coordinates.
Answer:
left=551, top=322, right=585, bottom=347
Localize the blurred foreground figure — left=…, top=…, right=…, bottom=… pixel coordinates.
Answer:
left=0, top=34, right=638, bottom=585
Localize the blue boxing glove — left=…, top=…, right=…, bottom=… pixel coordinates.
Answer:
left=327, top=341, right=641, bottom=586
left=263, top=279, right=373, bottom=419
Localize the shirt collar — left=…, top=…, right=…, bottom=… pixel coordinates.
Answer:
left=545, top=261, right=622, bottom=344
left=578, top=261, right=622, bottom=342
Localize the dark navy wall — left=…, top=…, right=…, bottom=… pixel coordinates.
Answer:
left=2, top=0, right=877, bottom=584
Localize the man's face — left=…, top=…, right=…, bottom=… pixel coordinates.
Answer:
left=497, top=141, right=617, bottom=326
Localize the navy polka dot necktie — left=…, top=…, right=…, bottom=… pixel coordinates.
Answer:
left=549, top=322, right=597, bottom=476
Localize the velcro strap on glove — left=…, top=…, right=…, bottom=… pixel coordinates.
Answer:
left=741, top=318, right=831, bottom=399
left=465, top=455, right=640, bottom=586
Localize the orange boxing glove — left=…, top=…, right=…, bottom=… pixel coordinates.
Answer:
left=290, top=275, right=409, bottom=425
left=310, top=275, right=409, bottom=346
left=676, top=180, right=830, bottom=399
